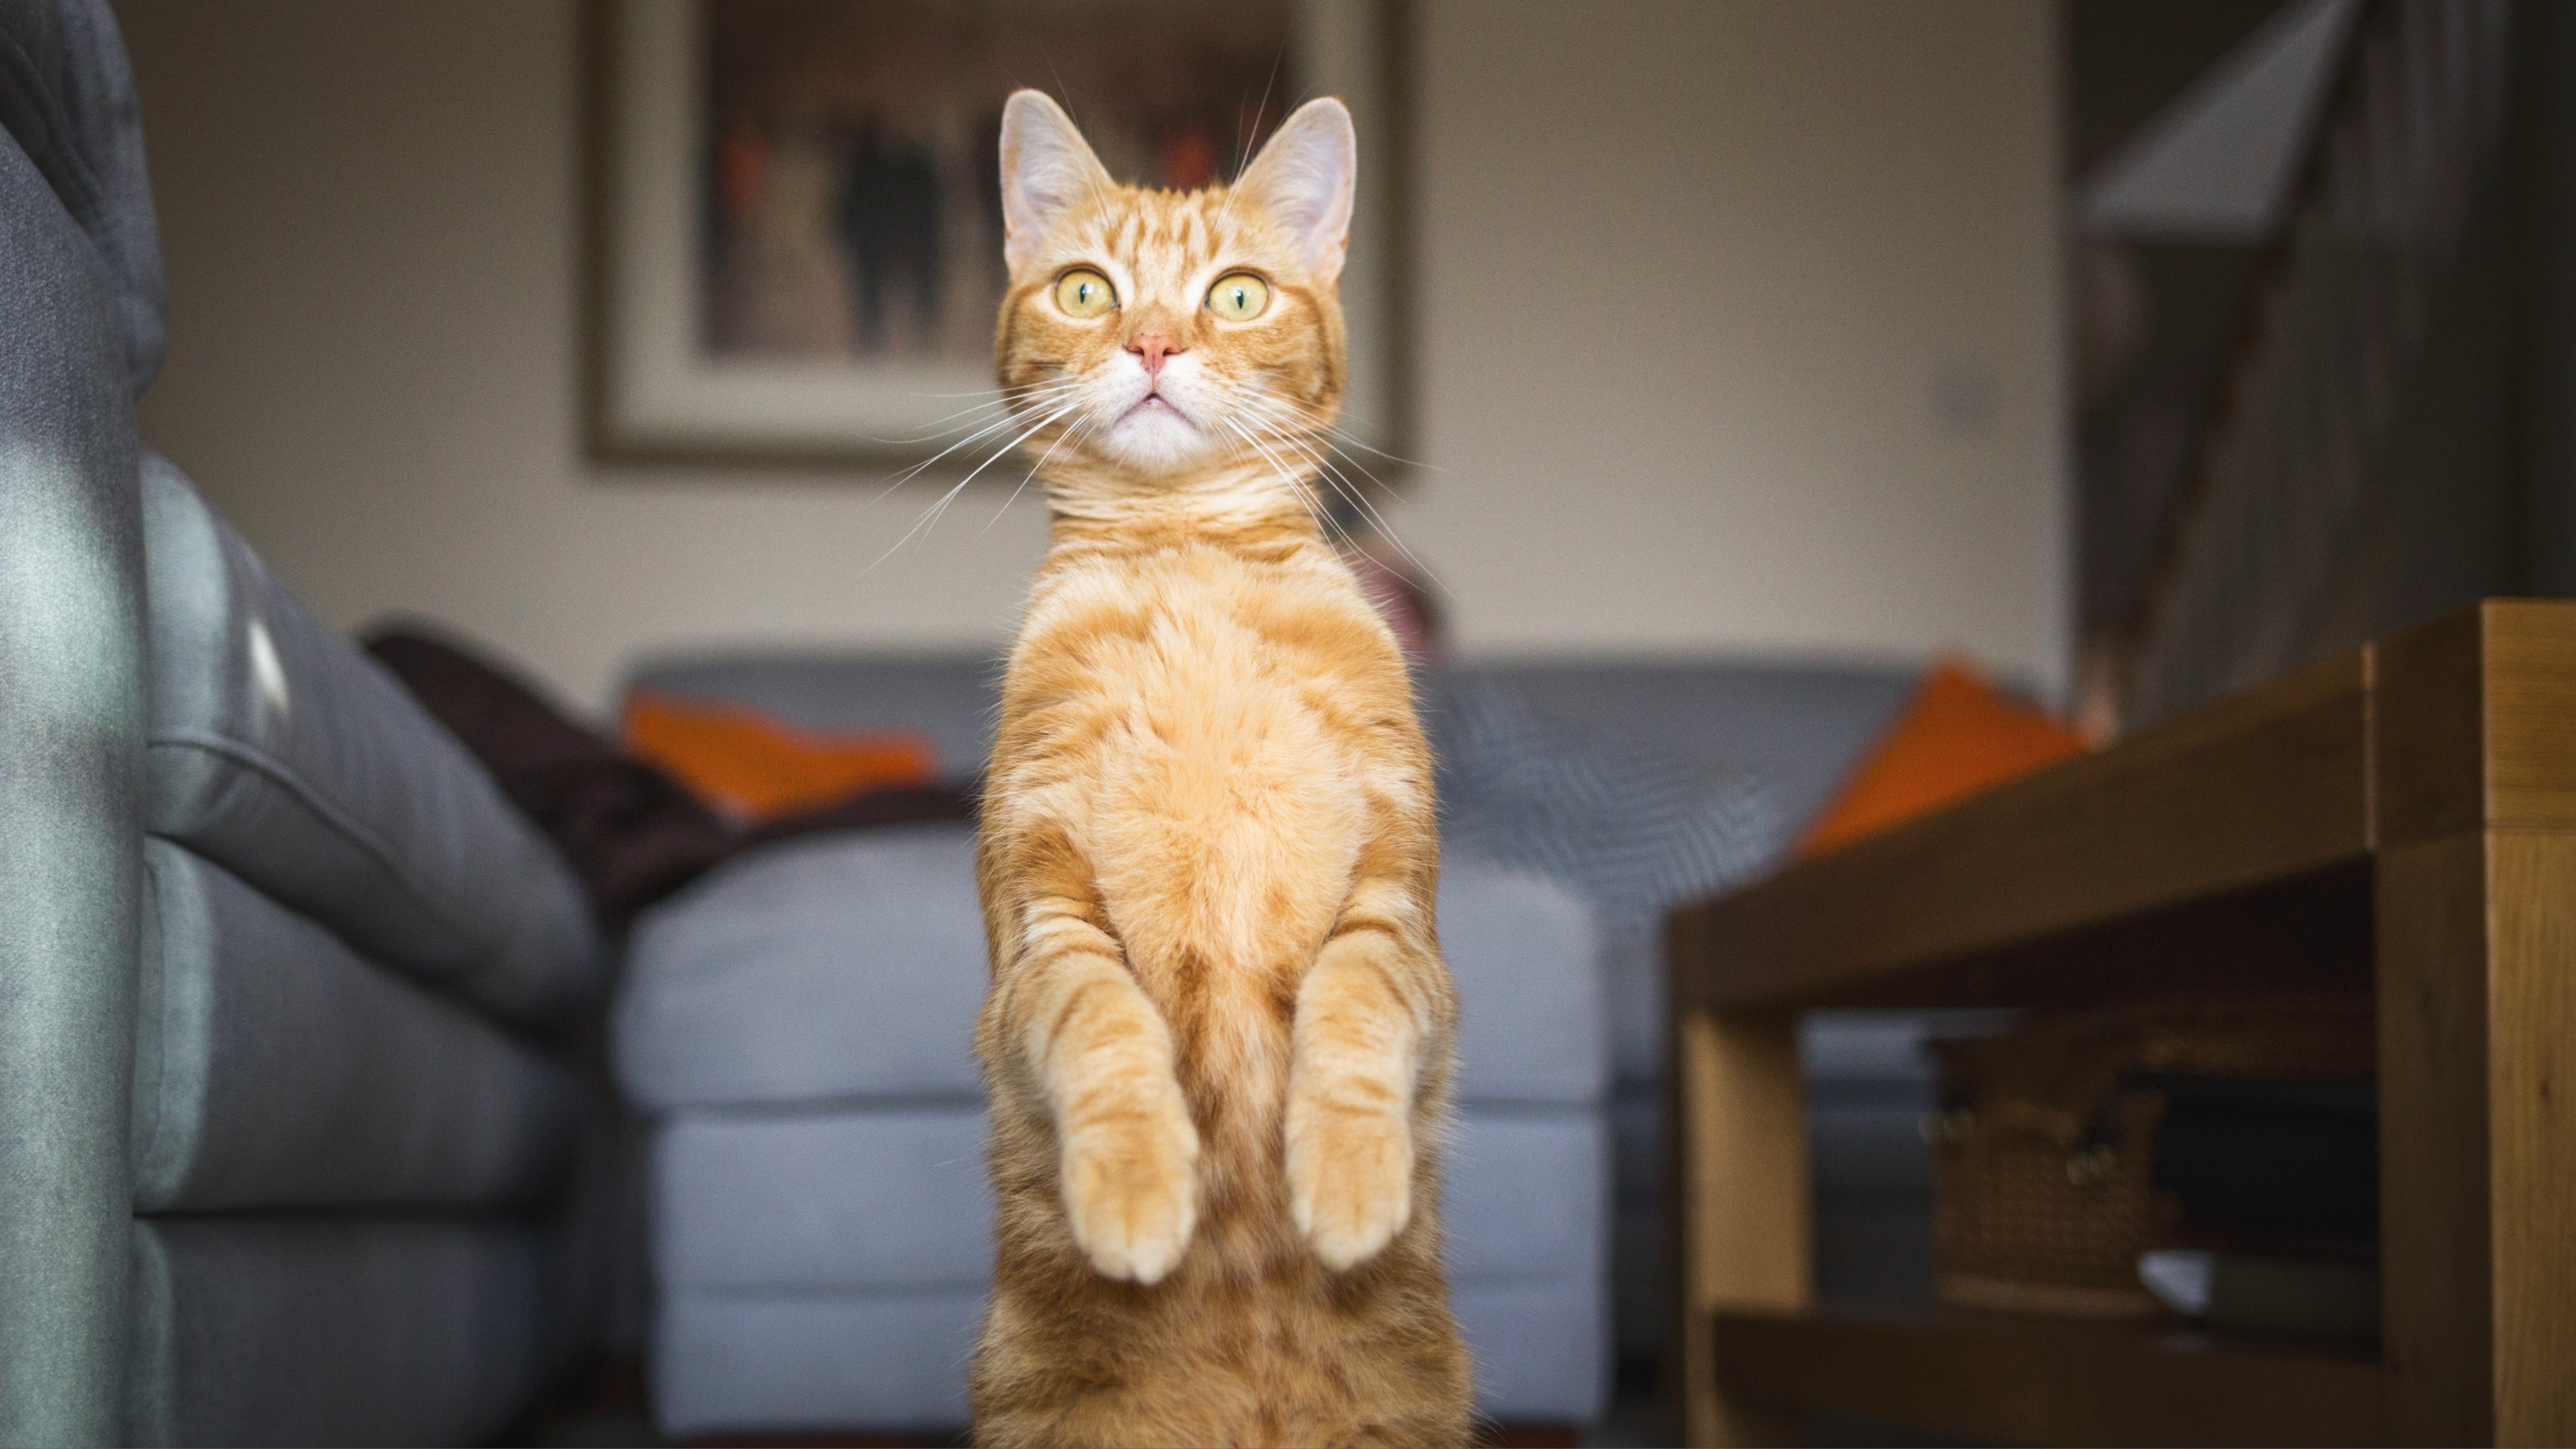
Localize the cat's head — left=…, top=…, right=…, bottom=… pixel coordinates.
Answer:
left=993, top=89, right=1353, bottom=483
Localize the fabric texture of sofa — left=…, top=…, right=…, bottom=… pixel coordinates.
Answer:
left=0, top=5, right=609, bottom=1441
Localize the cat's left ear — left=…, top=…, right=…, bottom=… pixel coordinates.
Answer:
left=1234, top=98, right=1356, bottom=287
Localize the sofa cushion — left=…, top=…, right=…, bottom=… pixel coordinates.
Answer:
left=647, top=1104, right=1599, bottom=1293
left=652, top=1289, right=984, bottom=1438
left=1443, top=1109, right=1607, bottom=1284
left=653, top=1107, right=991, bottom=1292
left=125, top=1215, right=551, bottom=1448
left=615, top=832, right=1607, bottom=1111
left=645, top=1279, right=1604, bottom=1432
left=131, top=839, right=580, bottom=1212
left=1449, top=662, right=1915, bottom=850
left=1457, top=1279, right=1609, bottom=1422
left=1441, top=866, right=1603, bottom=1106
left=140, top=455, right=603, bottom=1027
left=616, top=826, right=988, bottom=1109
left=1430, top=676, right=1777, bottom=1091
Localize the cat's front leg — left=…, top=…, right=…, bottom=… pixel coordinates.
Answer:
left=1286, top=882, right=1442, bottom=1271
left=1003, top=913, right=1201, bottom=1284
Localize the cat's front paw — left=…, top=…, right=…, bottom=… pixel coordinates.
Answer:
left=1060, top=1095, right=1200, bottom=1285
left=1286, top=1102, right=1414, bottom=1271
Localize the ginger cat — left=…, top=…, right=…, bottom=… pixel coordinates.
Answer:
left=968, top=91, right=1470, bottom=1447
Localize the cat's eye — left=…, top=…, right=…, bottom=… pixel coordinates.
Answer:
left=1054, top=270, right=1116, bottom=319
left=1207, top=273, right=1271, bottom=321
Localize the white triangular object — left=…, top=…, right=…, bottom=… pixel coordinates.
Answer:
left=2079, top=0, right=2362, bottom=242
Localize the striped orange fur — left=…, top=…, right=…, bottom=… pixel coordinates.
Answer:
left=967, top=91, right=1470, bottom=1447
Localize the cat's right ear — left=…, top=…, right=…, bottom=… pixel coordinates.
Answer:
left=998, top=90, right=1113, bottom=275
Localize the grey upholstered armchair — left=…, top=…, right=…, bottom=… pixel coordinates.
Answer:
left=0, top=3, right=609, bottom=1442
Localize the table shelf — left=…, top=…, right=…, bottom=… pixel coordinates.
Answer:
left=1709, top=1306, right=2381, bottom=1448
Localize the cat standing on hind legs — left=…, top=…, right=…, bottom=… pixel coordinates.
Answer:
left=966, top=89, right=1472, bottom=1448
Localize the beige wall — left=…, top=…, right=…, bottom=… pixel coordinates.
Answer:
left=121, top=0, right=2065, bottom=713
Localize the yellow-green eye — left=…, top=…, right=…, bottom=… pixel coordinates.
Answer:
left=1207, top=272, right=1270, bottom=321
left=1054, top=270, right=1116, bottom=319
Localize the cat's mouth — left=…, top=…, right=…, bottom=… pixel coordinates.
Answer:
left=1126, top=393, right=1192, bottom=424
left=1095, top=382, right=1223, bottom=466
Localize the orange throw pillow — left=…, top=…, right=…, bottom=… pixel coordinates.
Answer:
left=622, top=690, right=937, bottom=822
left=1796, top=658, right=2084, bottom=858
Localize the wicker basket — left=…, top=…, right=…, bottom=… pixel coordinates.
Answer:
left=1930, top=994, right=2374, bottom=1318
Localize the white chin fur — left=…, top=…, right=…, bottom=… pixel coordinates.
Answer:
left=1097, top=402, right=1223, bottom=472
left=1083, top=360, right=1231, bottom=473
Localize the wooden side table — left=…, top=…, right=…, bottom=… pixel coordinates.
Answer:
left=1665, top=600, right=2576, bottom=1447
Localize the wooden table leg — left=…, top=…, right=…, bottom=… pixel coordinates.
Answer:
left=2373, top=604, right=2576, bottom=1446
left=1676, top=1010, right=1811, bottom=1447
left=2377, top=831, right=2497, bottom=1446
left=2486, top=830, right=2576, bottom=1446
left=2379, top=828, right=2576, bottom=1447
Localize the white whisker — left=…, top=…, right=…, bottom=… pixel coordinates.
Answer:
left=983, top=408, right=1094, bottom=535
left=1242, top=371, right=1445, bottom=473
left=863, top=401, right=1082, bottom=572
left=1260, top=394, right=1441, bottom=475
left=1233, top=393, right=1414, bottom=516
left=906, top=380, right=1080, bottom=400
left=1227, top=393, right=1449, bottom=597
left=872, top=379, right=1087, bottom=443
left=1221, top=417, right=1332, bottom=540
left=867, top=387, right=1085, bottom=501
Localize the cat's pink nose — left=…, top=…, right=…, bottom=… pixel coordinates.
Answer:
left=1128, top=332, right=1184, bottom=379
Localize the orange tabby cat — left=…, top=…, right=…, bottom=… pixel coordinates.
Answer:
left=968, top=91, right=1470, bottom=1447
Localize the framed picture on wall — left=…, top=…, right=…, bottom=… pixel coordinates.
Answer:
left=584, top=0, right=1412, bottom=472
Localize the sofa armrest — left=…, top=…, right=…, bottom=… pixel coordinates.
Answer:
left=1441, top=862, right=1607, bottom=1107
left=0, top=129, right=148, bottom=1447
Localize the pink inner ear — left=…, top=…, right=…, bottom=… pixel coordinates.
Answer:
left=999, top=91, right=1111, bottom=270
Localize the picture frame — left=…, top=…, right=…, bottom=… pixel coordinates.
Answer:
left=582, top=0, right=1413, bottom=474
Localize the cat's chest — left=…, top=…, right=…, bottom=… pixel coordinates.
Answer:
left=1087, top=592, right=1371, bottom=843
left=1042, top=561, right=1389, bottom=978
left=1100, top=567, right=1384, bottom=792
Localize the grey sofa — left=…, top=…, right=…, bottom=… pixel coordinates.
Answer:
left=0, top=3, right=609, bottom=1442
left=610, top=651, right=1926, bottom=1435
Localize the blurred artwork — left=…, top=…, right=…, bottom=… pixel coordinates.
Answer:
left=700, top=0, right=1296, bottom=368
left=591, top=0, right=1401, bottom=468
